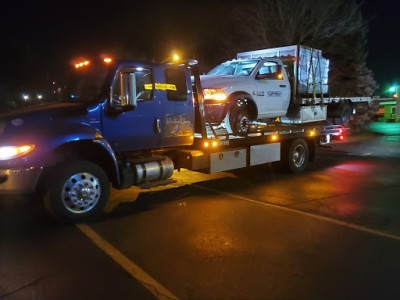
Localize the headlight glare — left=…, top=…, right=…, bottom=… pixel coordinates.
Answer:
left=203, top=88, right=227, bottom=101
left=0, top=145, right=35, bottom=160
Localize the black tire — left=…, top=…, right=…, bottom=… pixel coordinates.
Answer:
left=44, top=160, right=110, bottom=222
left=225, top=104, right=251, bottom=135
left=277, top=139, right=309, bottom=174
left=224, top=94, right=254, bottom=135
left=334, top=104, right=352, bottom=127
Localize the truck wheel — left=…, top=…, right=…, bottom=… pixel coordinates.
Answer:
left=276, top=139, right=309, bottom=174
left=225, top=104, right=251, bottom=136
left=288, top=139, right=309, bottom=174
left=44, top=160, right=109, bottom=222
left=334, top=104, right=352, bottom=127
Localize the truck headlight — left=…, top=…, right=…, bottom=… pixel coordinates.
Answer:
left=0, top=145, right=35, bottom=160
left=203, top=89, right=227, bottom=101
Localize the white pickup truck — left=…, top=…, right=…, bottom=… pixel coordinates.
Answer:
left=201, top=45, right=371, bottom=135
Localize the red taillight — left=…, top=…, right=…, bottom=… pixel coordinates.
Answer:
left=339, top=129, right=343, bottom=134
left=339, top=135, right=344, bottom=140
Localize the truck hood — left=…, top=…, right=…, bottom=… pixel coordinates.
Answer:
left=200, top=75, right=249, bottom=90
left=0, top=102, right=94, bottom=139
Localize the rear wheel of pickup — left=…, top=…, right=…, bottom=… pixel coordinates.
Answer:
left=334, top=103, right=352, bottom=127
left=44, top=160, right=109, bottom=222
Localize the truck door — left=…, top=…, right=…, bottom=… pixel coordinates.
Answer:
left=160, top=67, right=195, bottom=148
left=102, top=65, right=163, bottom=151
left=253, top=60, right=290, bottom=118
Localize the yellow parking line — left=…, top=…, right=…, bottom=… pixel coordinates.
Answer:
left=193, top=184, right=400, bottom=242
left=76, top=224, right=179, bottom=300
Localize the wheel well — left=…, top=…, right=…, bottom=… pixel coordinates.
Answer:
left=228, top=91, right=258, bottom=120
left=39, top=141, right=119, bottom=191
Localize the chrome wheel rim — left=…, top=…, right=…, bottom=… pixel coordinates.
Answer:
left=238, top=115, right=249, bottom=132
left=61, top=172, right=101, bottom=214
left=293, top=144, right=305, bottom=168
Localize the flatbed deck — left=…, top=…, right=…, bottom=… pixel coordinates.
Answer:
left=193, top=120, right=345, bottom=148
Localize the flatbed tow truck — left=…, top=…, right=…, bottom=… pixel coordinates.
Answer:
left=0, top=57, right=344, bottom=222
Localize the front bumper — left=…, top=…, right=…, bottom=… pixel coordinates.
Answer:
left=0, top=167, right=43, bottom=194
left=204, top=100, right=226, bottom=124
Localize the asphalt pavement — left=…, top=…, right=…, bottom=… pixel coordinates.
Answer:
left=1, top=133, right=400, bottom=300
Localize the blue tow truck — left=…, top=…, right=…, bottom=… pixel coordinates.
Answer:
left=0, top=57, right=344, bottom=222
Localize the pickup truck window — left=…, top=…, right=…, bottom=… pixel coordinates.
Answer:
left=111, top=68, right=153, bottom=105
left=207, top=60, right=258, bottom=76
left=165, top=68, right=188, bottom=101
left=256, top=61, right=283, bottom=80
left=258, top=62, right=280, bottom=76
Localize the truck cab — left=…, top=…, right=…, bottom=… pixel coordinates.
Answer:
left=0, top=58, right=196, bottom=221
left=66, top=59, right=195, bottom=151
left=201, top=58, right=291, bottom=134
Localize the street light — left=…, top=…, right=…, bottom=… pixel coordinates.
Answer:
left=22, top=94, right=29, bottom=100
left=161, top=50, right=181, bottom=63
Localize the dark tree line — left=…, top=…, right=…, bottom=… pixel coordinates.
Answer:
left=0, top=0, right=377, bottom=114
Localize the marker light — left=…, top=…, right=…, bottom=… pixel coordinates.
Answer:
left=75, top=60, right=91, bottom=68
left=104, top=58, right=112, bottom=63
left=0, top=145, right=35, bottom=160
left=204, top=142, right=209, bottom=147
left=271, top=135, right=278, bottom=141
left=203, top=88, right=227, bottom=101
left=277, top=73, right=283, bottom=79
left=309, top=130, right=316, bottom=136
left=212, top=141, right=217, bottom=147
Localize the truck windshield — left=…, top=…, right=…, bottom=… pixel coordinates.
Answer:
left=63, top=64, right=109, bottom=103
left=207, top=60, right=258, bottom=76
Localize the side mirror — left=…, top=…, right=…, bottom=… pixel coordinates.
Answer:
left=120, top=72, right=137, bottom=110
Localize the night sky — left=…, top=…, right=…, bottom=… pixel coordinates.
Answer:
left=361, top=0, right=400, bottom=94
left=1, top=0, right=399, bottom=97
